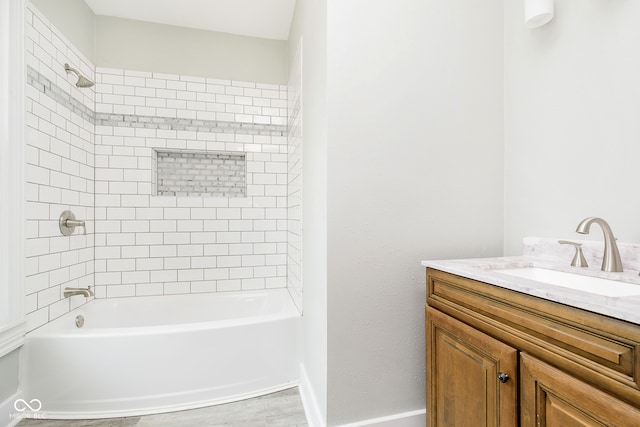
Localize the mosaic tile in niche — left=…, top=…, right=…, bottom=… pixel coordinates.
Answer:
left=156, top=151, right=246, bottom=197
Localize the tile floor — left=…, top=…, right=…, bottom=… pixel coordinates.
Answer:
left=18, top=388, right=308, bottom=427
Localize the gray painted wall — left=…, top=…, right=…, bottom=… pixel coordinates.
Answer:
left=30, top=0, right=95, bottom=61
left=287, top=0, right=328, bottom=424
left=0, top=349, right=20, bottom=404
left=94, top=16, right=288, bottom=84
left=288, top=0, right=503, bottom=424
left=503, top=0, right=640, bottom=254
left=325, top=0, right=504, bottom=424
left=29, top=1, right=288, bottom=84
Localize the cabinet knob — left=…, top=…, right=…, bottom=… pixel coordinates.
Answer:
left=497, top=372, right=510, bottom=383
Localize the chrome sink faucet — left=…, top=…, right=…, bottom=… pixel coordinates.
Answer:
left=575, top=217, right=623, bottom=272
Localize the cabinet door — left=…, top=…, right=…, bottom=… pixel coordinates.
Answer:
left=426, top=307, right=518, bottom=427
left=520, top=353, right=640, bottom=427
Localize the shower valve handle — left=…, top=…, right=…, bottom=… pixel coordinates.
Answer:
left=59, top=210, right=87, bottom=236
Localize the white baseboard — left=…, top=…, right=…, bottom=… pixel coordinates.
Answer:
left=0, top=390, right=23, bottom=427
left=299, top=364, right=325, bottom=427
left=335, top=409, right=426, bottom=427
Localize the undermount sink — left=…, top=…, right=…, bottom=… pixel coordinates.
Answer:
left=495, top=267, right=640, bottom=297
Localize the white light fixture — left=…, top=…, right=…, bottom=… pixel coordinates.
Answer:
left=524, top=0, right=554, bottom=28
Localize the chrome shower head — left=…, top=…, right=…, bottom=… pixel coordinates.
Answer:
left=64, top=63, right=94, bottom=88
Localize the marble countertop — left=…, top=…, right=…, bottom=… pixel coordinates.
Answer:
left=421, top=255, right=640, bottom=325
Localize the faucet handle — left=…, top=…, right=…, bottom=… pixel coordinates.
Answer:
left=558, top=240, right=588, bottom=267
left=59, top=210, right=87, bottom=236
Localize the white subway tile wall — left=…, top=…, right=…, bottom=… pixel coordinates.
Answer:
left=93, top=67, right=288, bottom=298
left=287, top=41, right=303, bottom=314
left=24, top=3, right=294, bottom=332
left=25, top=4, right=95, bottom=332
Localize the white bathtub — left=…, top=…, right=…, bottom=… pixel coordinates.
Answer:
left=22, top=289, right=301, bottom=419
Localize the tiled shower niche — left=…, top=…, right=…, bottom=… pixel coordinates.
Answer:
left=155, top=150, right=247, bottom=197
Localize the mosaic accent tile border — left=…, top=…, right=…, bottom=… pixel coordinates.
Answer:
left=27, top=66, right=287, bottom=137
left=95, top=113, right=287, bottom=136
left=27, top=65, right=95, bottom=123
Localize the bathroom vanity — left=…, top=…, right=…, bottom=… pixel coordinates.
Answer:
left=423, top=258, right=640, bottom=427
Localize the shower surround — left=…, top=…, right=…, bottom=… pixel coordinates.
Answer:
left=24, top=2, right=296, bottom=332
left=25, top=4, right=95, bottom=332
left=93, top=68, right=288, bottom=299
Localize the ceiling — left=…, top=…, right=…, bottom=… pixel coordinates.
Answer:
left=84, top=0, right=297, bottom=41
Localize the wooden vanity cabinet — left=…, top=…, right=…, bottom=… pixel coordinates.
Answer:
left=426, top=268, right=640, bottom=427
left=519, top=353, right=640, bottom=427
left=427, top=307, right=517, bottom=427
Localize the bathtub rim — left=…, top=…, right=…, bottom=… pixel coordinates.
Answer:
left=26, top=288, right=300, bottom=338
left=28, top=311, right=299, bottom=338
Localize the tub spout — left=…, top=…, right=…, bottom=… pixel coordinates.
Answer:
left=64, top=286, right=94, bottom=298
